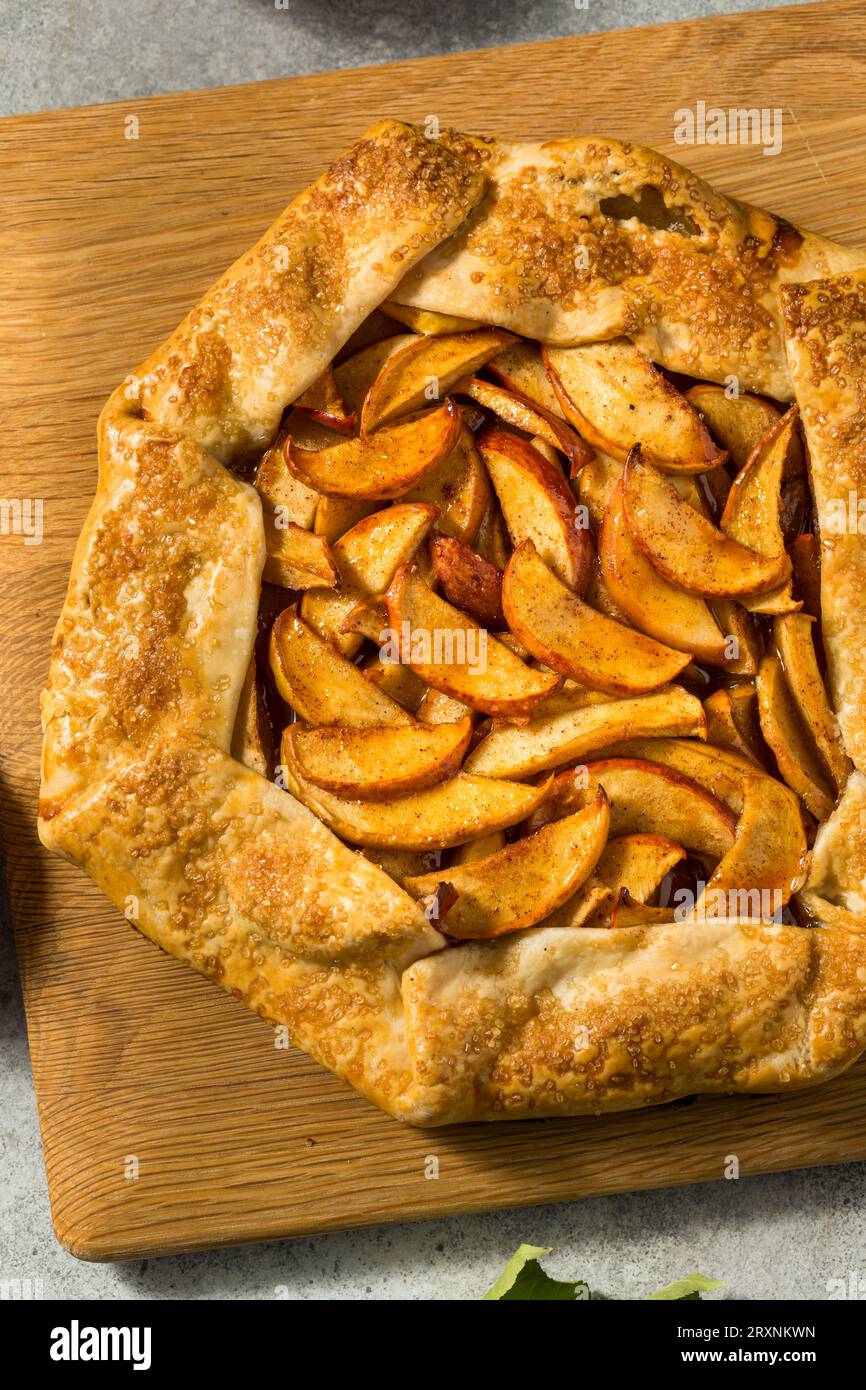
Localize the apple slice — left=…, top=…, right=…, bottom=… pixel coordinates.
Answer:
left=790, top=534, right=820, bottom=618
left=332, top=334, right=415, bottom=416
left=756, top=652, right=836, bottom=821
left=595, top=737, right=756, bottom=814
left=416, top=686, right=473, bottom=726
left=474, top=500, right=510, bottom=569
left=451, top=830, right=507, bottom=865
left=335, top=310, right=406, bottom=363
left=478, top=428, right=591, bottom=592
left=361, top=845, right=441, bottom=885
left=361, top=328, right=515, bottom=435
left=292, top=364, right=354, bottom=434
left=773, top=613, right=852, bottom=792
left=362, top=656, right=427, bottom=713
left=403, top=424, right=491, bottom=543
left=538, top=878, right=613, bottom=929
left=686, top=385, right=781, bottom=470
left=430, top=535, right=504, bottom=629
left=281, top=736, right=554, bottom=849
left=382, top=301, right=483, bottom=334
left=702, top=773, right=807, bottom=914
left=600, top=483, right=728, bottom=664
left=385, top=563, right=560, bottom=717
left=458, top=376, right=593, bottom=472
left=708, top=599, right=761, bottom=676
left=595, top=833, right=686, bottom=902
left=231, top=658, right=274, bottom=780
left=530, top=758, right=737, bottom=860
left=404, top=792, right=609, bottom=939
left=256, top=428, right=320, bottom=531
left=287, top=399, right=461, bottom=501
left=301, top=502, right=436, bottom=655
left=313, top=495, right=376, bottom=544
left=289, top=718, right=472, bottom=800
left=608, top=894, right=675, bottom=929
left=489, top=341, right=567, bottom=418
left=466, top=686, right=705, bottom=780
left=720, top=406, right=801, bottom=615
left=263, top=523, right=337, bottom=591
left=573, top=449, right=623, bottom=524
left=502, top=540, right=690, bottom=695
left=703, top=685, right=764, bottom=764
left=622, top=451, right=791, bottom=597
left=544, top=339, right=726, bottom=473
left=269, top=606, right=413, bottom=728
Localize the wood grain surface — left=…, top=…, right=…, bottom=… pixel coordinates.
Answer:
left=3, top=0, right=866, bottom=1261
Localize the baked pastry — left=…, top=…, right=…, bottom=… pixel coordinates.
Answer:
left=39, top=121, right=866, bottom=1125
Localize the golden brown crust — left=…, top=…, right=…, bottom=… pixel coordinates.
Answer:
left=45, top=737, right=444, bottom=1119
left=38, top=124, right=866, bottom=1126
left=396, top=135, right=865, bottom=398
left=402, top=920, right=866, bottom=1123
left=781, top=271, right=866, bottom=774
left=39, top=400, right=266, bottom=817
left=136, top=121, right=485, bottom=462
left=805, top=770, right=866, bottom=917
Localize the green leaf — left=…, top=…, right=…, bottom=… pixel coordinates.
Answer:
left=483, top=1244, right=591, bottom=1301
left=646, top=1273, right=724, bottom=1301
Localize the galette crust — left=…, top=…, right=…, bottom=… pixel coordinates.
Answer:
left=402, top=920, right=866, bottom=1122
left=38, top=123, right=866, bottom=1125
left=781, top=271, right=866, bottom=776
left=395, top=135, right=865, bottom=400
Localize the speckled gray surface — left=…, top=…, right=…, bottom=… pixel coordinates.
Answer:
left=3, top=0, right=864, bottom=1301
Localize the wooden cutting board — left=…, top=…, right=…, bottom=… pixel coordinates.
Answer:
left=3, top=0, right=866, bottom=1261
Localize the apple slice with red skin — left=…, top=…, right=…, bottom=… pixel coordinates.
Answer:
left=269, top=606, right=414, bottom=729
left=595, top=737, right=757, bottom=815
left=621, top=450, right=791, bottom=598
left=287, top=399, right=461, bottom=501
left=281, top=734, right=554, bottom=850
left=600, top=482, right=728, bottom=665
left=289, top=718, right=473, bottom=800
left=686, top=385, right=782, bottom=471
left=457, top=376, right=593, bottom=472
left=528, top=757, right=737, bottom=860
left=489, top=341, right=567, bottom=418
left=502, top=539, right=691, bottom=695
left=430, top=534, right=505, bottom=629
left=292, top=364, right=354, bottom=435
left=332, top=334, right=414, bottom=416
left=720, top=406, right=802, bottom=616
left=385, top=562, right=560, bottom=717
left=404, top=791, right=609, bottom=939
left=544, top=338, right=726, bottom=473
left=301, top=502, right=437, bottom=656
left=773, top=612, right=852, bottom=792
left=701, top=773, right=808, bottom=915
left=465, top=686, right=705, bottom=780
left=756, top=652, right=836, bottom=822
left=360, top=328, right=516, bottom=435
left=479, top=428, right=591, bottom=592
left=790, top=534, right=821, bottom=618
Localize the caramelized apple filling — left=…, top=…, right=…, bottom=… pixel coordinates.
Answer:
left=235, top=307, right=834, bottom=940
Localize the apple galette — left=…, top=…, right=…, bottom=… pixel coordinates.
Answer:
left=39, top=122, right=866, bottom=1124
